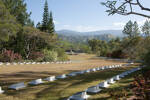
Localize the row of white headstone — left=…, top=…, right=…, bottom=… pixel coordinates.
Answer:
left=67, top=67, right=141, bottom=100
left=0, top=61, right=72, bottom=66
left=0, top=64, right=128, bottom=94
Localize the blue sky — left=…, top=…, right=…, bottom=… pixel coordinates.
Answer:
left=25, top=0, right=149, bottom=32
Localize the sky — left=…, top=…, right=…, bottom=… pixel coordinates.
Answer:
left=25, top=0, right=150, bottom=32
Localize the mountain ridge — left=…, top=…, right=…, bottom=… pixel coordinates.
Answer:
left=56, top=29, right=124, bottom=37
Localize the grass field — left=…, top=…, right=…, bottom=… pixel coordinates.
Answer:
left=0, top=53, right=138, bottom=100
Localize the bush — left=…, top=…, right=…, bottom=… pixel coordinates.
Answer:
left=43, top=49, right=58, bottom=61
left=107, top=49, right=128, bottom=59
left=143, top=50, right=150, bottom=66
left=29, top=51, right=44, bottom=62
left=0, top=50, right=22, bottom=62
left=56, top=48, right=69, bottom=61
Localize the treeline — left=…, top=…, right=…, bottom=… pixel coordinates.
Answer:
left=88, top=20, right=150, bottom=64
left=0, top=0, right=69, bottom=62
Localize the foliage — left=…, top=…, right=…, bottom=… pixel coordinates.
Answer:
left=42, top=0, right=49, bottom=32
left=131, top=70, right=150, bottom=100
left=47, top=12, right=55, bottom=34
left=123, top=20, right=140, bottom=38
left=0, top=1, right=20, bottom=42
left=108, top=88, right=128, bottom=100
left=22, top=26, right=57, bottom=59
left=0, top=50, right=22, bottom=62
left=142, top=20, right=150, bottom=36
left=28, top=51, right=44, bottom=61
left=56, top=48, right=69, bottom=61
left=43, top=49, right=58, bottom=61
left=2, top=0, right=31, bottom=26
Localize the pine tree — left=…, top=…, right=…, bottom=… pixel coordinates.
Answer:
left=47, top=12, right=55, bottom=34
left=132, top=21, right=140, bottom=37
left=123, top=20, right=133, bottom=38
left=0, top=1, right=20, bottom=41
left=142, top=20, right=150, bottom=36
left=123, top=21, right=140, bottom=38
left=36, top=22, right=42, bottom=30
left=2, top=0, right=30, bottom=26
left=42, top=0, right=49, bottom=32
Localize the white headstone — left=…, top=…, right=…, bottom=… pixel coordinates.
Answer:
left=68, top=72, right=77, bottom=77
left=99, top=81, right=109, bottom=88
left=107, top=78, right=115, bottom=84
left=29, top=79, right=43, bottom=85
left=86, top=85, right=101, bottom=94
left=56, top=74, right=67, bottom=79
left=20, top=63, right=24, bottom=65
left=44, top=76, right=56, bottom=81
left=0, top=87, right=4, bottom=94
left=91, top=68, right=96, bottom=72
left=32, top=62, right=36, bottom=64
left=6, top=62, right=10, bottom=65
left=0, top=62, right=3, bottom=66
left=68, top=91, right=90, bottom=100
left=113, top=75, right=120, bottom=81
left=9, top=82, right=26, bottom=90
left=13, top=62, right=17, bottom=65
left=96, top=67, right=100, bottom=71
left=85, top=69, right=90, bottom=73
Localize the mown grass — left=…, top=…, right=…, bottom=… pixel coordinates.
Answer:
left=0, top=65, right=138, bottom=100
left=89, top=68, right=140, bottom=100
left=35, top=65, right=138, bottom=100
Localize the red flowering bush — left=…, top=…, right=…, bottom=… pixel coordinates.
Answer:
left=0, top=50, right=22, bottom=62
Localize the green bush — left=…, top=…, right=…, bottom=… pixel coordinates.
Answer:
left=56, top=48, right=69, bottom=61
left=43, top=49, right=58, bottom=61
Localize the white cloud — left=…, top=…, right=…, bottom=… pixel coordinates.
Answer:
left=58, top=25, right=122, bottom=32
left=57, top=19, right=148, bottom=32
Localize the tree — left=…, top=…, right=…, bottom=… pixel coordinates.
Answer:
left=123, top=20, right=133, bottom=38
left=0, top=1, right=20, bottom=42
left=101, top=0, right=150, bottom=18
left=142, top=20, right=150, bottom=36
left=42, top=0, right=49, bottom=32
left=47, top=12, right=55, bottom=34
left=2, top=0, right=31, bottom=26
left=36, top=22, right=42, bottom=30
left=123, top=20, right=140, bottom=38
left=132, top=21, right=140, bottom=37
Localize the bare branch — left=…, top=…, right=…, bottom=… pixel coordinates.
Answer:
left=136, top=0, right=150, bottom=11
left=102, top=0, right=150, bottom=18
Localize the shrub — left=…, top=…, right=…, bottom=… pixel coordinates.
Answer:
left=43, top=49, right=58, bottom=61
left=0, top=50, right=22, bottom=62
left=108, top=49, right=128, bottom=59
left=29, top=51, right=44, bottom=62
left=56, top=48, right=69, bottom=61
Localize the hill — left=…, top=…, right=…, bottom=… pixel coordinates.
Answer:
left=56, top=30, right=123, bottom=43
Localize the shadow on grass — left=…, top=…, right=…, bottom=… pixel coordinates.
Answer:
left=0, top=66, right=138, bottom=100
left=34, top=67, right=137, bottom=100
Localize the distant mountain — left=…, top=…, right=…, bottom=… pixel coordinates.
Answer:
left=57, top=29, right=123, bottom=37
left=56, top=29, right=124, bottom=43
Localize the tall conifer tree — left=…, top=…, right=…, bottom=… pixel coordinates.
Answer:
left=48, top=12, right=55, bottom=34
left=42, top=0, right=49, bottom=32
